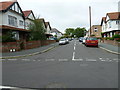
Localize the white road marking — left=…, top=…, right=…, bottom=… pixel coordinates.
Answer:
left=45, top=59, right=55, bottom=61
left=101, top=60, right=106, bottom=61
left=0, top=86, right=15, bottom=89
left=59, top=59, right=68, bottom=61
left=72, top=52, right=75, bottom=60
left=22, top=59, right=30, bottom=61
left=86, top=59, right=97, bottom=62
left=73, top=59, right=83, bottom=61
left=74, top=46, right=76, bottom=50
left=99, top=58, right=102, bottom=60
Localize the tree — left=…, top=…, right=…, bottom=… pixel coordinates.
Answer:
left=74, top=28, right=86, bottom=38
left=65, top=28, right=75, bottom=37
left=29, top=19, right=47, bottom=40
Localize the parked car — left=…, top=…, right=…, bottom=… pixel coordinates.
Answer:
left=68, top=38, right=72, bottom=41
left=59, top=39, right=67, bottom=45
left=79, top=37, right=84, bottom=42
left=82, top=37, right=87, bottom=44
left=65, top=38, right=69, bottom=44
left=85, top=37, right=98, bottom=47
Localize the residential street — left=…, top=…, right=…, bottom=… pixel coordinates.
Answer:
left=2, top=40, right=118, bottom=88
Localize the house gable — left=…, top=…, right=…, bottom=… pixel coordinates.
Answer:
left=45, top=22, right=51, bottom=30
left=101, top=17, right=106, bottom=26
left=1, top=1, right=24, bottom=16
left=28, top=12, right=35, bottom=20
left=106, top=15, right=110, bottom=21
left=23, top=10, right=35, bottom=20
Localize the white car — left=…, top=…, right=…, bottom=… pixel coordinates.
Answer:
left=82, top=37, right=87, bottom=44
left=59, top=39, right=67, bottom=45
left=65, top=38, right=69, bottom=44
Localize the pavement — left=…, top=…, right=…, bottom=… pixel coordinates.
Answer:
left=2, top=40, right=118, bottom=88
left=99, top=43, right=120, bottom=55
left=1, top=42, right=59, bottom=59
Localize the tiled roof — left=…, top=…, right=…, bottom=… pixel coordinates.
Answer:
left=23, top=10, right=32, bottom=18
left=0, top=25, right=30, bottom=32
left=107, top=12, right=120, bottom=20
left=51, top=28, right=62, bottom=34
left=0, top=1, right=14, bottom=11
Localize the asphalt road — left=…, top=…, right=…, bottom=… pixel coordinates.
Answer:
left=2, top=40, right=118, bottom=88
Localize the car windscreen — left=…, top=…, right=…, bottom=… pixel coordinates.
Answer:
left=60, top=39, right=65, bottom=41
left=87, top=38, right=98, bottom=40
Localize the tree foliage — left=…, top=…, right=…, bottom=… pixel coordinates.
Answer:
left=65, top=28, right=75, bottom=36
left=29, top=19, right=47, bottom=40
left=65, top=27, right=86, bottom=38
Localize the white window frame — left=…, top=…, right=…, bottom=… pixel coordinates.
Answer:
left=8, top=15, right=17, bottom=27
left=94, top=28, right=98, bottom=32
left=19, top=20, right=23, bottom=26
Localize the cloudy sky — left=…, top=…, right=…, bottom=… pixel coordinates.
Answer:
left=1, top=0, right=120, bottom=33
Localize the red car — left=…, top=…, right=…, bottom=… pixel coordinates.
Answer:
left=85, top=37, right=98, bottom=47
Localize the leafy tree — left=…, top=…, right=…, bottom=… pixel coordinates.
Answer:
left=74, top=28, right=86, bottom=38
left=29, top=19, right=47, bottom=40
left=65, top=28, right=75, bottom=37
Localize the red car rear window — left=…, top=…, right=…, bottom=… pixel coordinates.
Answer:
left=87, top=38, right=98, bottom=40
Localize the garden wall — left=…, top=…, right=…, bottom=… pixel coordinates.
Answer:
left=101, top=40, right=120, bottom=47
left=1, top=42, right=21, bottom=52
left=1, top=40, right=56, bottom=52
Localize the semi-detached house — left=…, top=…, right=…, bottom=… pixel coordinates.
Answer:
left=0, top=1, right=36, bottom=41
left=0, top=1, right=29, bottom=41
left=101, top=12, right=120, bottom=38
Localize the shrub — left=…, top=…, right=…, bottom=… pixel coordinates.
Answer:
left=113, top=34, right=120, bottom=39
left=104, top=37, right=114, bottom=40
left=2, top=31, right=16, bottom=42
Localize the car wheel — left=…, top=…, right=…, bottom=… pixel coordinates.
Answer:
left=85, top=44, right=88, bottom=47
left=96, top=45, right=99, bottom=48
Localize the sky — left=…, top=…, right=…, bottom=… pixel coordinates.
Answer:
left=1, top=0, right=120, bottom=33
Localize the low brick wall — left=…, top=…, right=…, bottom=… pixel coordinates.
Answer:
left=24, top=41, right=41, bottom=49
left=1, top=40, right=56, bottom=52
left=1, top=42, right=21, bottom=52
left=41, top=40, right=56, bottom=46
left=101, top=40, right=120, bottom=47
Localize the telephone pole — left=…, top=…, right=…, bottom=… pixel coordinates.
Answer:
left=89, top=6, right=92, bottom=37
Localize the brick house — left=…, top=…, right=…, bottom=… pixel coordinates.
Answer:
left=90, top=25, right=102, bottom=38
left=0, top=1, right=30, bottom=41
left=101, top=12, right=120, bottom=38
